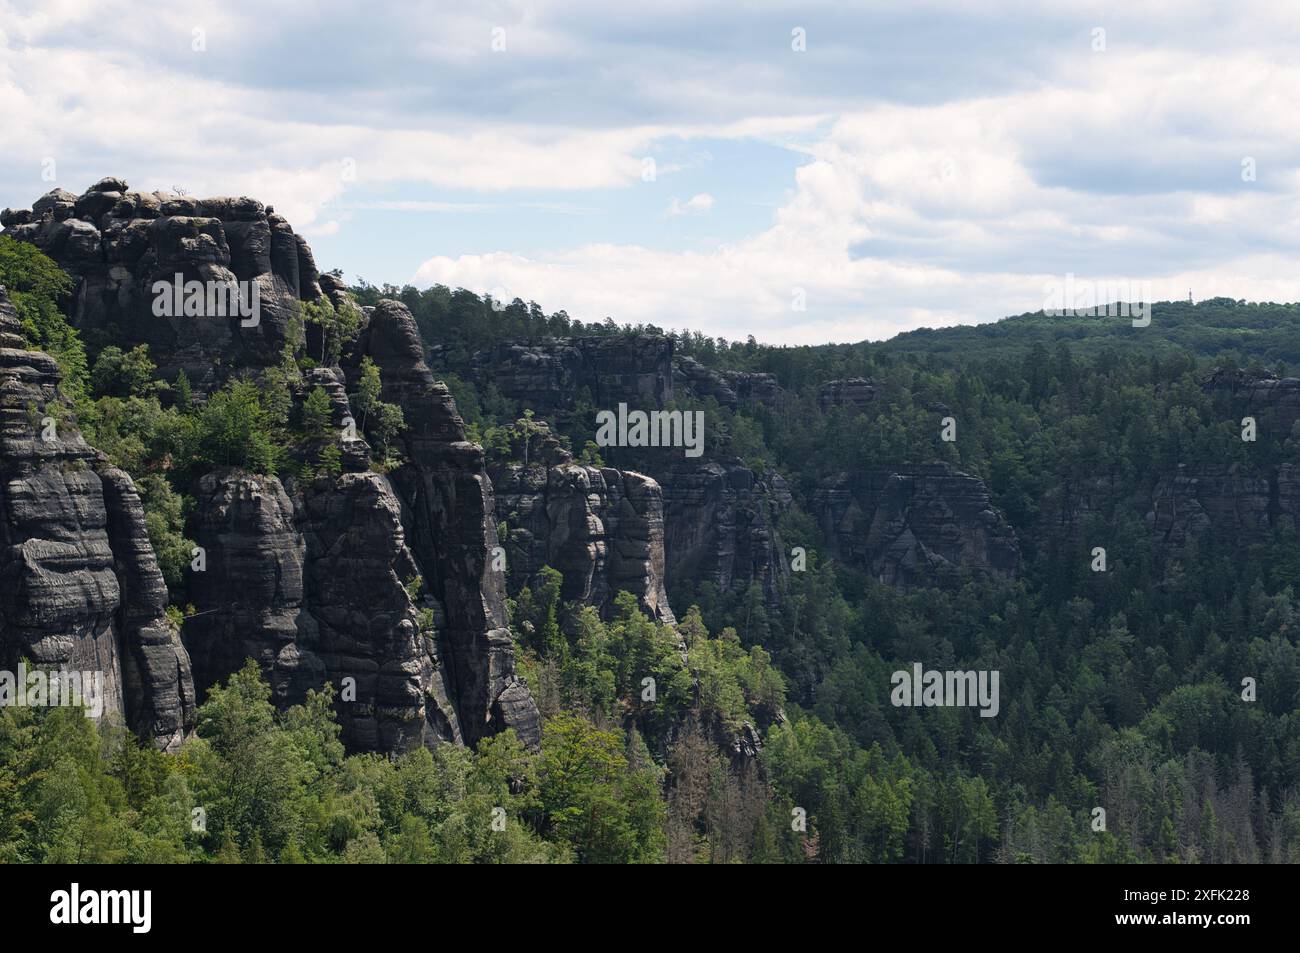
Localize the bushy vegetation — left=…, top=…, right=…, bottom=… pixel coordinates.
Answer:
left=0, top=664, right=573, bottom=863
left=0, top=235, right=87, bottom=399
left=302, top=297, right=363, bottom=366
left=511, top=575, right=764, bottom=748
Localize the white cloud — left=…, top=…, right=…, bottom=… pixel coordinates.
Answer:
left=7, top=0, right=1300, bottom=344
left=665, top=193, right=715, bottom=217
left=414, top=47, right=1300, bottom=344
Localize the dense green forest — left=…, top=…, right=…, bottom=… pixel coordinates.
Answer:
left=351, top=280, right=1300, bottom=864
left=2, top=251, right=1298, bottom=862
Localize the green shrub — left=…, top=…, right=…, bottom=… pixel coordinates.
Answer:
left=0, top=235, right=87, bottom=399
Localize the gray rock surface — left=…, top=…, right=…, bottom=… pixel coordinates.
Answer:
left=658, top=458, right=792, bottom=606
left=813, top=463, right=1020, bottom=586
left=488, top=422, right=675, bottom=623
left=672, top=356, right=783, bottom=411
left=3, top=180, right=322, bottom=390
left=817, top=378, right=880, bottom=413
left=184, top=467, right=462, bottom=752
left=0, top=284, right=194, bottom=749
left=349, top=300, right=540, bottom=748
left=439, top=336, right=795, bottom=609
left=1147, top=463, right=1300, bottom=550
left=445, top=334, right=674, bottom=421
left=721, top=370, right=783, bottom=410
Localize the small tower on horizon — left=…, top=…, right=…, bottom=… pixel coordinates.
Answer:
left=1188, top=289, right=1194, bottom=305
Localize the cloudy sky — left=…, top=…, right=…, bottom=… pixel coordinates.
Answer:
left=2, top=0, right=1298, bottom=344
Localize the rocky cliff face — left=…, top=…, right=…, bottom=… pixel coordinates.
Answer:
left=1201, top=370, right=1300, bottom=438
left=817, top=378, right=879, bottom=413
left=1147, top=463, right=1300, bottom=550
left=443, top=335, right=673, bottom=421
left=2, top=179, right=320, bottom=390
left=672, top=356, right=782, bottom=411
left=178, top=295, right=538, bottom=748
left=185, top=468, right=463, bottom=751
left=447, top=336, right=783, bottom=416
left=349, top=299, right=539, bottom=748
left=720, top=370, right=783, bottom=411
left=437, top=336, right=794, bottom=610
left=662, top=360, right=790, bottom=605
left=487, top=422, right=674, bottom=623
left=0, top=285, right=194, bottom=749
left=813, top=464, right=1020, bottom=587
left=658, top=458, right=792, bottom=605
left=4, top=182, right=539, bottom=753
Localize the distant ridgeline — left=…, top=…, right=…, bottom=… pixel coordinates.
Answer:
left=876, top=297, right=1300, bottom=366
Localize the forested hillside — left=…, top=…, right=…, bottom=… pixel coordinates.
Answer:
left=356, top=279, right=1300, bottom=863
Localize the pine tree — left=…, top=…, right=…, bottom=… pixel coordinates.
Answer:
left=302, top=385, right=332, bottom=438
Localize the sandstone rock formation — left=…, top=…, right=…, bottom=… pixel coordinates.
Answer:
left=1147, top=463, right=1300, bottom=550
left=445, top=334, right=782, bottom=417
left=3, top=179, right=321, bottom=390
left=438, top=335, right=794, bottom=610
left=813, top=464, right=1020, bottom=587
left=442, top=335, right=673, bottom=422
left=1201, top=370, right=1300, bottom=440
left=817, top=378, right=879, bottom=413
left=487, top=421, right=675, bottom=623
left=185, top=468, right=463, bottom=751
left=658, top=458, right=792, bottom=605
left=348, top=299, right=539, bottom=748
left=4, top=182, right=539, bottom=753
left=720, top=370, right=783, bottom=410
left=175, top=293, right=540, bottom=754
left=0, top=285, right=195, bottom=749
left=672, top=356, right=783, bottom=411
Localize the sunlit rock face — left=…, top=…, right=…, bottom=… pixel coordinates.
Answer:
left=3, top=179, right=322, bottom=391
left=0, top=284, right=195, bottom=750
